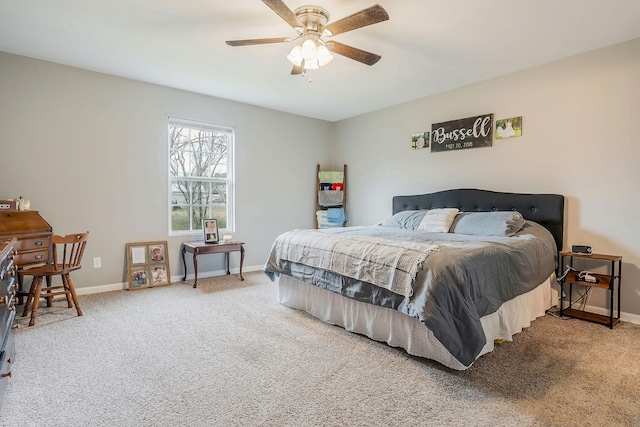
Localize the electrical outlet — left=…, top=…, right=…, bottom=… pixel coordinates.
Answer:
left=93, top=257, right=101, bottom=268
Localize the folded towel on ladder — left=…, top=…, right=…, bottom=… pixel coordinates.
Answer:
left=316, top=210, right=343, bottom=228
left=318, top=171, right=344, bottom=183
left=327, top=207, right=347, bottom=224
left=318, top=190, right=343, bottom=207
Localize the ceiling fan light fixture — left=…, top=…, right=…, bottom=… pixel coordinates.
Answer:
left=303, top=57, right=319, bottom=70
left=301, top=39, right=317, bottom=61
left=287, top=45, right=303, bottom=66
left=225, top=2, right=389, bottom=75
left=316, top=44, right=333, bottom=66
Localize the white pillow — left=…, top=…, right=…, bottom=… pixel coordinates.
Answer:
left=417, top=208, right=460, bottom=232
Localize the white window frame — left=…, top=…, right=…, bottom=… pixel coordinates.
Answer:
left=168, top=117, right=235, bottom=236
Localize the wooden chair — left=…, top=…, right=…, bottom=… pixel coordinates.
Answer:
left=19, top=232, right=88, bottom=326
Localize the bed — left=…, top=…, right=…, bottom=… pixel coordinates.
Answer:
left=264, top=188, right=564, bottom=370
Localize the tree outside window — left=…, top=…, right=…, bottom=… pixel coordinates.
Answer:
left=168, top=118, right=234, bottom=234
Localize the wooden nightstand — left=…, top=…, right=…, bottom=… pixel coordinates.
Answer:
left=558, top=251, right=622, bottom=328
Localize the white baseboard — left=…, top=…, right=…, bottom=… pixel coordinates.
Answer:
left=179, top=264, right=263, bottom=282
left=75, top=264, right=265, bottom=295
left=75, top=282, right=125, bottom=295
left=582, top=303, right=640, bottom=325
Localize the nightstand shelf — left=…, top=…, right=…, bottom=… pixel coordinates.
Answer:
left=558, top=251, right=622, bottom=328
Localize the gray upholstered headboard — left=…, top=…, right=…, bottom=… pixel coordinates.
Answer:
left=392, top=188, right=565, bottom=251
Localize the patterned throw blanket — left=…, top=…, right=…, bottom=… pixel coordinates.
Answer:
left=271, top=229, right=438, bottom=300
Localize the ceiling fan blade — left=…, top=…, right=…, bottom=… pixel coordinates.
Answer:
left=291, top=65, right=303, bottom=75
left=226, top=37, right=288, bottom=47
left=323, top=4, right=389, bottom=36
left=329, top=41, right=381, bottom=66
left=262, top=0, right=303, bottom=29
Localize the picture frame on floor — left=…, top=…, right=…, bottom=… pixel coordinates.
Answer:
left=126, top=241, right=171, bottom=290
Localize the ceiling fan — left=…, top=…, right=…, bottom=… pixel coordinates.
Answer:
left=225, top=0, right=389, bottom=75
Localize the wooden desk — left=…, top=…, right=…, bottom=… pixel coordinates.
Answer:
left=0, top=211, right=53, bottom=304
left=181, top=241, right=245, bottom=288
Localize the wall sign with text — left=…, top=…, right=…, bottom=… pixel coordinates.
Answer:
left=431, top=113, right=493, bottom=152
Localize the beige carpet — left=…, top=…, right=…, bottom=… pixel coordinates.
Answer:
left=1, top=272, right=639, bottom=426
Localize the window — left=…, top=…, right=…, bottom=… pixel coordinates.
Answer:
left=168, top=117, right=234, bottom=235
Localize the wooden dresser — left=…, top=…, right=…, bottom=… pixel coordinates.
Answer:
left=0, top=238, right=17, bottom=412
left=0, top=211, right=53, bottom=303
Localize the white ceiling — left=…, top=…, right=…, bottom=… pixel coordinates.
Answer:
left=2, top=1, right=640, bottom=122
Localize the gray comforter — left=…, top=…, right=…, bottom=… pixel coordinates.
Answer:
left=263, top=221, right=557, bottom=367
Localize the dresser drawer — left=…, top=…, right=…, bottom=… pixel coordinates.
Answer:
left=14, top=235, right=51, bottom=252
left=0, top=257, right=14, bottom=283
left=0, top=250, right=15, bottom=326
left=13, top=249, right=49, bottom=265
left=0, top=276, right=16, bottom=331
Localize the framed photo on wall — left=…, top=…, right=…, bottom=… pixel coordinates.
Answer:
left=126, top=241, right=171, bottom=290
left=495, top=116, right=522, bottom=139
left=411, top=131, right=429, bottom=149
left=203, top=218, right=219, bottom=243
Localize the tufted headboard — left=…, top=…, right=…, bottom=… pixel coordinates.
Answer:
left=392, top=188, right=565, bottom=250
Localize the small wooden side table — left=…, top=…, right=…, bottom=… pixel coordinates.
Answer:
left=181, top=241, right=245, bottom=288
left=558, top=251, right=622, bottom=328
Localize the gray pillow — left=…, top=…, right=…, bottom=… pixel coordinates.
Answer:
left=449, top=211, right=526, bottom=237
left=378, top=210, right=428, bottom=230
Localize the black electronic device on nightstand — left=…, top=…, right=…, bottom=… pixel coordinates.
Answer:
left=571, top=245, right=592, bottom=254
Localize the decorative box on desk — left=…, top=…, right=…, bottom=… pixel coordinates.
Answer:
left=558, top=251, right=622, bottom=328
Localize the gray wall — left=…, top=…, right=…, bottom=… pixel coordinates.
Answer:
left=0, top=52, right=332, bottom=287
left=332, top=38, right=640, bottom=319
left=2, top=37, right=639, bottom=319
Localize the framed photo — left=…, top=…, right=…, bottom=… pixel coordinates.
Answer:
left=126, top=241, right=171, bottom=290
left=203, top=218, right=219, bottom=244
left=131, top=267, right=150, bottom=288
left=149, top=244, right=166, bottom=263
left=495, top=116, right=522, bottom=139
left=411, top=132, right=429, bottom=149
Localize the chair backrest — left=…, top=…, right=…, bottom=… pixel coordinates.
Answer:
left=51, top=232, right=89, bottom=271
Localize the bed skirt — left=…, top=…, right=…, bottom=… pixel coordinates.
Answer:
left=277, top=274, right=558, bottom=370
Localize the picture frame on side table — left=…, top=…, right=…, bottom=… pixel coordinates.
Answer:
left=203, top=219, right=219, bottom=244
left=126, top=241, right=171, bottom=290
